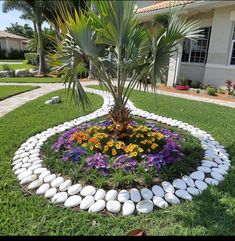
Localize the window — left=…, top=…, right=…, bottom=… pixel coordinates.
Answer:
left=181, top=27, right=211, bottom=64
left=229, top=26, right=235, bottom=65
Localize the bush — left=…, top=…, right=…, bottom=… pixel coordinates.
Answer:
left=2, top=64, right=11, bottom=71
left=24, top=53, right=39, bottom=66
left=191, top=80, right=200, bottom=88
left=0, top=46, right=6, bottom=59
left=6, top=48, right=25, bottom=59
left=178, top=76, right=189, bottom=86
left=217, top=87, right=226, bottom=94
left=207, top=87, right=217, bottom=96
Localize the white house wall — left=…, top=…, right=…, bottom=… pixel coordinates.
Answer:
left=204, top=5, right=235, bottom=87
left=178, top=14, right=213, bottom=83
left=0, top=38, right=7, bottom=50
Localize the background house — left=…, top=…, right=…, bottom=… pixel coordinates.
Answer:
left=0, top=30, right=28, bottom=52
left=137, top=0, right=235, bottom=87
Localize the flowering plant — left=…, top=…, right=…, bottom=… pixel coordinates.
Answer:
left=51, top=120, right=184, bottom=179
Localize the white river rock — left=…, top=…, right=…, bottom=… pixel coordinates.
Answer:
left=51, top=192, right=68, bottom=204
left=80, top=196, right=95, bottom=210
left=36, top=183, right=50, bottom=195
left=64, top=195, right=82, bottom=208
left=136, top=200, right=153, bottom=214
left=122, top=200, right=135, bottom=216
left=153, top=196, right=168, bottom=208
left=187, top=187, right=201, bottom=196
left=59, top=180, right=72, bottom=192
left=105, top=190, right=118, bottom=201
left=140, top=188, right=153, bottom=200
left=88, top=200, right=106, bottom=213
left=175, top=190, right=192, bottom=200
left=106, top=200, right=121, bottom=213
left=151, top=185, right=164, bottom=198
left=205, top=178, right=219, bottom=186
left=195, top=180, right=208, bottom=191
left=164, top=193, right=180, bottom=205
left=182, top=175, right=195, bottom=187
left=28, top=179, right=43, bottom=190
left=162, top=181, right=175, bottom=193
left=51, top=177, right=65, bottom=188
left=80, top=185, right=96, bottom=196
left=20, top=174, right=38, bottom=185
left=45, top=188, right=57, bottom=198
left=190, top=171, right=205, bottom=181
left=118, top=190, right=130, bottom=203
left=130, top=188, right=141, bottom=203
left=94, top=189, right=106, bottom=201
left=172, top=179, right=187, bottom=190
left=68, top=184, right=82, bottom=195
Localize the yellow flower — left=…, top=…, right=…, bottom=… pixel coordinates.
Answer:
left=82, top=143, right=87, bottom=148
left=157, top=133, right=164, bottom=140
left=107, top=140, right=114, bottom=147
left=116, top=144, right=121, bottom=149
left=130, top=152, right=137, bottom=157
left=151, top=143, right=158, bottom=149
left=89, top=146, right=94, bottom=151
left=112, top=149, right=117, bottom=156
left=147, top=148, right=151, bottom=153
left=103, top=145, right=109, bottom=152
left=138, top=148, right=143, bottom=153
left=95, top=144, right=99, bottom=148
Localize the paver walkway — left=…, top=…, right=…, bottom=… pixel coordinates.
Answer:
left=0, top=83, right=64, bottom=117
left=0, top=80, right=235, bottom=118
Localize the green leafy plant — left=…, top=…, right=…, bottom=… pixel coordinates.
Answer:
left=50, top=1, right=201, bottom=137
left=24, top=53, right=39, bottom=65
left=191, top=80, right=200, bottom=88
left=207, top=87, right=217, bottom=96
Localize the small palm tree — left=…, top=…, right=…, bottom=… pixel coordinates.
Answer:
left=50, top=1, right=201, bottom=138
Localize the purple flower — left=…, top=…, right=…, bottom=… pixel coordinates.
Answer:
left=63, top=147, right=86, bottom=162
left=114, top=154, right=138, bottom=173
left=86, top=153, right=110, bottom=176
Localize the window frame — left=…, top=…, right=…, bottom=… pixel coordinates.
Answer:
left=228, top=24, right=235, bottom=65
left=181, top=26, right=211, bottom=65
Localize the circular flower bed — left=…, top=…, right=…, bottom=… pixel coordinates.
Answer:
left=46, top=119, right=201, bottom=188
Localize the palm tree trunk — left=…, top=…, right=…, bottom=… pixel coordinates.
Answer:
left=88, top=60, right=96, bottom=79
left=36, top=22, right=46, bottom=76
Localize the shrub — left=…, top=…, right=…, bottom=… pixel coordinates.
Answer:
left=6, top=48, right=25, bottom=59
left=2, top=64, right=11, bottom=71
left=191, top=80, right=200, bottom=88
left=207, top=87, right=217, bottom=96
left=0, top=46, right=6, bottom=59
left=24, top=53, right=39, bottom=65
left=178, top=76, right=189, bottom=86
left=217, top=87, right=226, bottom=94
left=225, top=80, right=235, bottom=95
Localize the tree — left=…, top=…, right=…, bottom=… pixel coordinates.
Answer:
left=50, top=1, right=201, bottom=137
left=5, top=22, right=34, bottom=38
left=3, top=0, right=46, bottom=75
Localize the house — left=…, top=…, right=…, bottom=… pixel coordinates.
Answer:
left=137, top=0, right=235, bottom=87
left=0, top=30, right=28, bottom=52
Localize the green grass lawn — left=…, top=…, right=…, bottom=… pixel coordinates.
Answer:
left=0, top=63, right=34, bottom=71
left=0, top=77, right=63, bottom=83
left=0, top=87, right=234, bottom=235
left=0, top=85, right=39, bottom=101
left=0, top=59, right=24, bottom=62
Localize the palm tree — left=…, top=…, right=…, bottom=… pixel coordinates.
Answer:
left=3, top=0, right=47, bottom=75
left=50, top=1, right=201, bottom=138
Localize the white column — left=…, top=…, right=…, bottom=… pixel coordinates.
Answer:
left=6, top=38, right=10, bottom=52
left=167, top=43, right=182, bottom=86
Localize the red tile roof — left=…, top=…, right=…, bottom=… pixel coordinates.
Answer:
left=137, top=0, right=195, bottom=14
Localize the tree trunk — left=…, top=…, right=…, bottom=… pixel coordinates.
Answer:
left=36, top=22, right=46, bottom=76
left=88, top=60, right=96, bottom=79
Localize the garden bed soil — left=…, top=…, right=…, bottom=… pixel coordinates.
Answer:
left=157, top=84, right=235, bottom=103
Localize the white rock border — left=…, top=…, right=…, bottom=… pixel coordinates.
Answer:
left=12, top=87, right=231, bottom=216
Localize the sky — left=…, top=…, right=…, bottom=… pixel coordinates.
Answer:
left=0, top=1, right=49, bottom=31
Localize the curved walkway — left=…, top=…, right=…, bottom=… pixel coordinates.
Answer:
left=1, top=80, right=235, bottom=118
